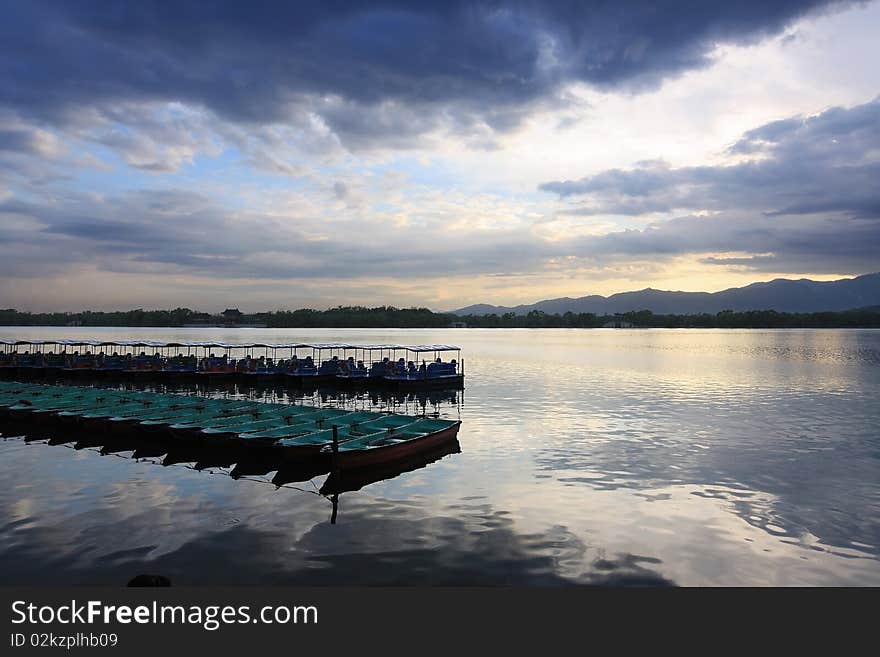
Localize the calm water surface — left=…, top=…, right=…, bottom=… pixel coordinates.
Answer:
left=1, top=327, right=878, bottom=586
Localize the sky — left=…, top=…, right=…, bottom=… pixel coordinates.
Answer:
left=0, top=0, right=878, bottom=312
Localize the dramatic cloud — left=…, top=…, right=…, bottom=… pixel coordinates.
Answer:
left=0, top=1, right=856, bottom=149
left=539, top=97, right=880, bottom=272
left=5, top=89, right=878, bottom=294
left=0, top=1, right=877, bottom=309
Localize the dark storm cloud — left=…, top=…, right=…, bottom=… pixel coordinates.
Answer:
left=0, top=1, right=855, bottom=144
left=538, top=98, right=880, bottom=272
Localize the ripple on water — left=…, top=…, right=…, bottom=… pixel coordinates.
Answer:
left=0, top=327, right=878, bottom=585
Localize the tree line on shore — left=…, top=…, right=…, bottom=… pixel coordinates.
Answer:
left=1, top=305, right=879, bottom=328
left=458, top=308, right=880, bottom=328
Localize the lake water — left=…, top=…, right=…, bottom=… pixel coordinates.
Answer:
left=1, top=327, right=878, bottom=586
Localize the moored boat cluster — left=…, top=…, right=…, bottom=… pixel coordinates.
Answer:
left=0, top=339, right=464, bottom=389
left=0, top=381, right=461, bottom=469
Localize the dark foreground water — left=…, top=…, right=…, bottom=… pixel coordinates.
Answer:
left=1, top=327, right=878, bottom=586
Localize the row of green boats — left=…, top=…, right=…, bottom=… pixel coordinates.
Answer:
left=0, top=381, right=461, bottom=469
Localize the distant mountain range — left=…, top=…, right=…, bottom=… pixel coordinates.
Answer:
left=451, top=272, right=880, bottom=316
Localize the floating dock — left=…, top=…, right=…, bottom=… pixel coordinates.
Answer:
left=0, top=381, right=461, bottom=469
left=0, top=339, right=464, bottom=389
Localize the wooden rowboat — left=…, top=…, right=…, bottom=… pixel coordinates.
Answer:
left=326, top=418, right=461, bottom=469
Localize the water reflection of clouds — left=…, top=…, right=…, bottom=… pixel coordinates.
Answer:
left=457, top=330, right=880, bottom=581
left=2, top=327, right=879, bottom=585
left=492, top=478, right=880, bottom=586
left=0, top=439, right=330, bottom=575
left=0, top=438, right=675, bottom=586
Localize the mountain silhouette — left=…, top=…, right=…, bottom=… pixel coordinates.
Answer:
left=451, top=272, right=880, bottom=315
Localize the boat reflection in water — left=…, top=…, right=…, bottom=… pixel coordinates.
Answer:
left=319, top=439, right=461, bottom=495
left=0, top=420, right=461, bottom=525
left=6, top=377, right=462, bottom=418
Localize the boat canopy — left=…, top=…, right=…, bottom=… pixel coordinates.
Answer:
left=1, top=339, right=55, bottom=346
left=53, top=339, right=104, bottom=348
left=405, top=345, right=461, bottom=352
left=1, top=338, right=461, bottom=352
